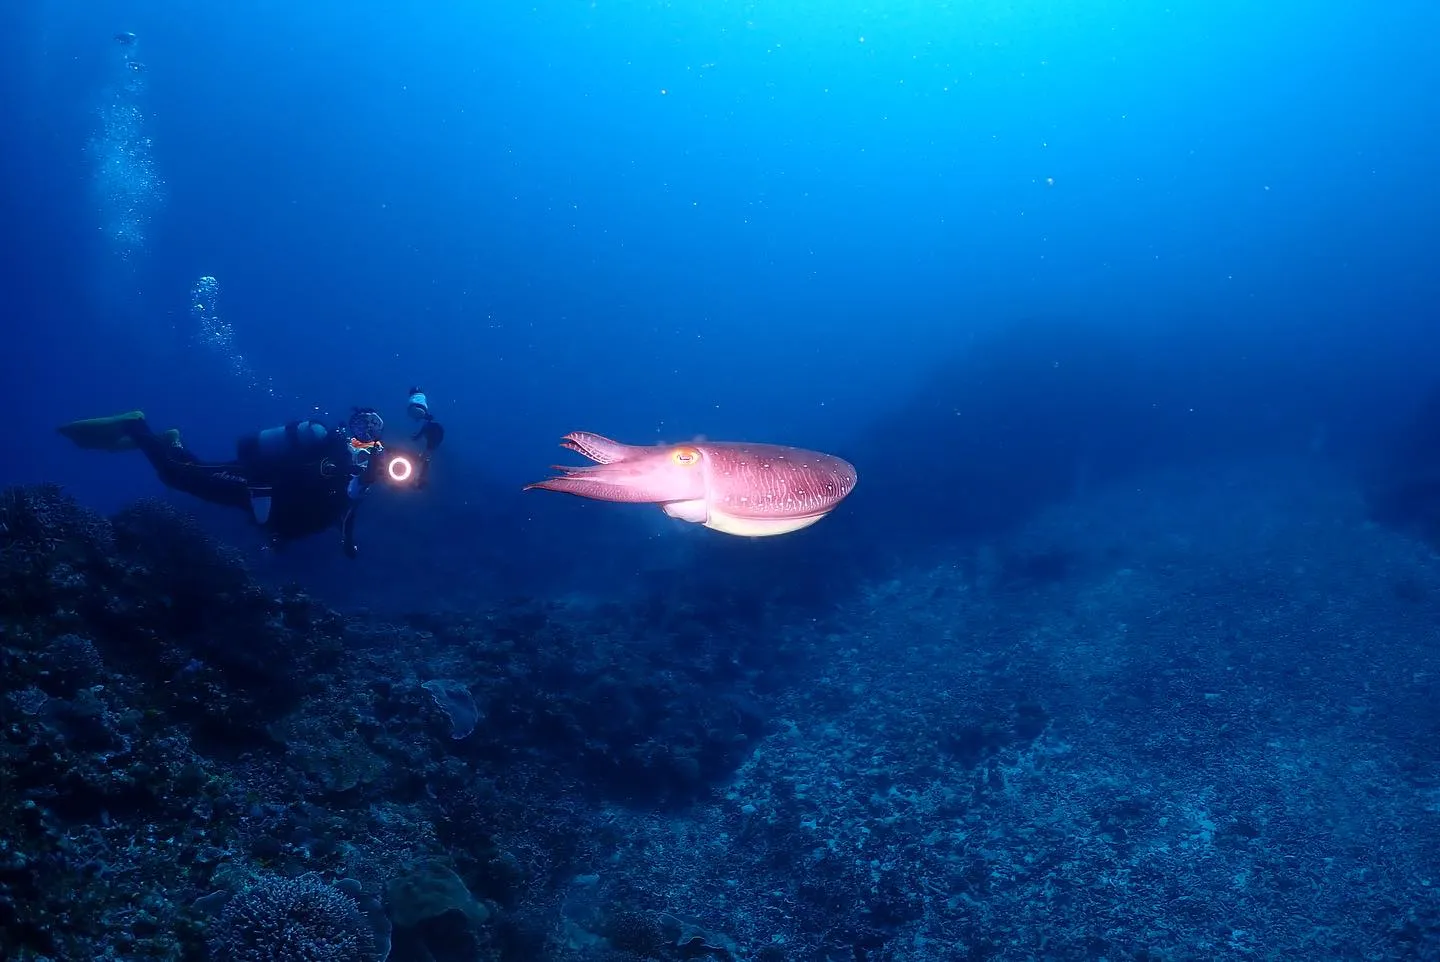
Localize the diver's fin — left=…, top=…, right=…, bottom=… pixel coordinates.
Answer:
left=56, top=410, right=146, bottom=452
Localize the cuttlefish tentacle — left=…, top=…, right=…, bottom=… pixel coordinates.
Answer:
left=559, top=431, right=634, bottom=464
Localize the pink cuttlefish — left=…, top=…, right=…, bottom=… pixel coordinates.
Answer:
left=525, top=431, right=858, bottom=536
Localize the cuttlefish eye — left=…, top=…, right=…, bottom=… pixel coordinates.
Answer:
left=671, top=446, right=701, bottom=466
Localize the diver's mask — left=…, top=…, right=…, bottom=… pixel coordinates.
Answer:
left=347, top=408, right=385, bottom=443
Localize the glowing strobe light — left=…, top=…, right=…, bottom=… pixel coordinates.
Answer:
left=387, top=455, right=414, bottom=483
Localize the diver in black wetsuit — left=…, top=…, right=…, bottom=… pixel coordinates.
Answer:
left=58, top=400, right=444, bottom=558
left=404, top=387, right=445, bottom=489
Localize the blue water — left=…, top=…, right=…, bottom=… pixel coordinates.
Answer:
left=7, top=1, right=1440, bottom=599
left=5, top=4, right=1440, bottom=954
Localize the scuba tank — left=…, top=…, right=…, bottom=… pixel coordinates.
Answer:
left=236, top=419, right=332, bottom=466
left=406, top=388, right=430, bottom=421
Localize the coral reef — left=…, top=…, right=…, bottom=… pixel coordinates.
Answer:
left=208, top=873, right=375, bottom=962
left=3, top=463, right=1440, bottom=960
left=0, top=484, right=783, bottom=961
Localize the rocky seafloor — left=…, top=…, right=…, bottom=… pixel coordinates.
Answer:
left=3, top=457, right=1439, bottom=961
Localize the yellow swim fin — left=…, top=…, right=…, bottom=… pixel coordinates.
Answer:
left=56, top=410, right=147, bottom=452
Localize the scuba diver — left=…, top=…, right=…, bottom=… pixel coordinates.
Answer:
left=57, top=391, right=445, bottom=558
left=405, top=387, right=445, bottom=488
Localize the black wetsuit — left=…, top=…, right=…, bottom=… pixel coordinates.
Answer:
left=124, top=419, right=377, bottom=557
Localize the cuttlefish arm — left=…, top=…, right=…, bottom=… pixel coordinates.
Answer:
left=525, top=431, right=858, bottom=537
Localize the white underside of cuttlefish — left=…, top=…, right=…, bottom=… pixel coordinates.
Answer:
left=525, top=431, right=858, bottom=537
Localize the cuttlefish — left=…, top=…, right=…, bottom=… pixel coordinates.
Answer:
left=525, top=431, right=858, bottom=536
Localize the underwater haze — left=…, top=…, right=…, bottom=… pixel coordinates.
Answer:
left=5, top=0, right=1437, bottom=596
left=5, top=0, right=1440, bottom=959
